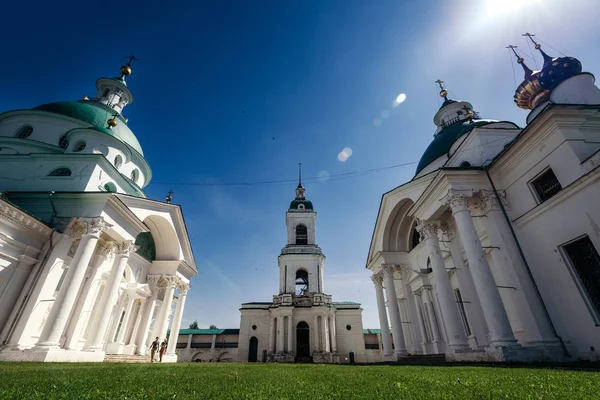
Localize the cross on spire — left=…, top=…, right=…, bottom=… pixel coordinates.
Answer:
left=125, top=55, right=139, bottom=66
left=435, top=79, right=448, bottom=101
left=166, top=190, right=174, bottom=204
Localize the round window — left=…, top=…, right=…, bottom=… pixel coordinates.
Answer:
left=58, top=134, right=69, bottom=149
left=73, top=141, right=86, bottom=152
left=130, top=169, right=139, bottom=183
left=16, top=125, right=33, bottom=139
left=252, top=325, right=257, bottom=330
left=346, top=325, right=351, bottom=331
left=114, top=155, right=123, bottom=169
left=104, top=182, right=117, bottom=193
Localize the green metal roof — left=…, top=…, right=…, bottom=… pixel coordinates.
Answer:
left=415, top=119, right=496, bottom=175
left=32, top=100, right=144, bottom=156
left=289, top=199, right=313, bottom=210
left=332, top=301, right=360, bottom=305
left=363, top=329, right=392, bottom=334
left=168, top=328, right=240, bottom=335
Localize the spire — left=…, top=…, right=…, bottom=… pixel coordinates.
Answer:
left=522, top=33, right=553, bottom=66
left=295, top=163, right=306, bottom=200
left=507, top=45, right=533, bottom=80
left=435, top=79, right=448, bottom=101
left=94, top=56, right=137, bottom=115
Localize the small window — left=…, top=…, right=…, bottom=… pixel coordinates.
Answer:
left=104, top=182, right=117, bottom=193
left=48, top=167, right=72, bottom=177
left=298, top=204, right=305, bottom=210
left=531, top=168, right=562, bottom=203
left=562, top=236, right=600, bottom=322
left=295, top=224, right=308, bottom=245
left=346, top=325, right=351, bottom=331
left=102, top=88, right=110, bottom=98
left=114, top=155, right=123, bottom=169
left=72, top=141, right=86, bottom=152
left=15, top=125, right=33, bottom=139
left=252, top=325, right=257, bottom=330
left=459, top=161, right=471, bottom=167
left=130, top=169, right=139, bottom=183
left=58, top=134, right=69, bottom=149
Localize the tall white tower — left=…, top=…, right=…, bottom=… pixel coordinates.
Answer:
left=278, top=165, right=325, bottom=296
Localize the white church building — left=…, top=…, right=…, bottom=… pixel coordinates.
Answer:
left=367, top=37, right=600, bottom=362
left=236, top=176, right=373, bottom=363
left=0, top=61, right=197, bottom=362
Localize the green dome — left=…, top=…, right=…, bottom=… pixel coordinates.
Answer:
left=415, top=120, right=497, bottom=175
left=32, top=100, right=144, bottom=156
left=290, top=199, right=313, bottom=210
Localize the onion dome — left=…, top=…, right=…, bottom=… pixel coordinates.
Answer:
left=508, top=45, right=549, bottom=110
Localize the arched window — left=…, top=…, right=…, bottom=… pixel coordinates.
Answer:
left=459, top=161, right=472, bottom=167
left=104, top=182, right=117, bottom=193
left=47, top=167, right=72, bottom=177
left=296, top=269, right=309, bottom=295
left=114, top=155, right=123, bottom=169
left=411, top=227, right=421, bottom=250
left=130, top=169, right=139, bottom=183
left=102, top=88, right=110, bottom=98
left=72, top=141, right=86, bottom=152
left=15, top=125, right=33, bottom=139
left=58, top=134, right=69, bottom=149
left=295, top=224, right=308, bottom=245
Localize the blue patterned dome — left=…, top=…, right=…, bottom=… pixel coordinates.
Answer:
left=538, top=56, right=582, bottom=91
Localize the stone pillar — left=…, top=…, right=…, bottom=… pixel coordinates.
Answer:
left=417, top=222, right=469, bottom=351
left=445, top=190, right=519, bottom=348
left=413, top=290, right=429, bottom=352
left=116, top=293, right=136, bottom=345
left=35, top=217, right=109, bottom=349
left=156, top=277, right=177, bottom=341
left=330, top=315, right=337, bottom=353
left=422, top=286, right=442, bottom=344
left=0, top=255, right=38, bottom=332
left=479, top=190, right=559, bottom=346
left=186, top=332, right=193, bottom=349
left=84, top=240, right=138, bottom=351
left=268, top=317, right=275, bottom=352
left=441, top=223, right=489, bottom=348
left=167, top=282, right=189, bottom=355
left=382, top=265, right=408, bottom=357
left=313, top=315, right=319, bottom=352
left=372, top=274, right=393, bottom=358
left=287, top=315, right=293, bottom=354
left=399, top=266, right=423, bottom=354
left=323, top=314, right=330, bottom=352
left=135, top=278, right=159, bottom=355
left=129, top=298, right=146, bottom=348
left=277, top=316, right=284, bottom=353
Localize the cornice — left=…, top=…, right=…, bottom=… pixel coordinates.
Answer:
left=0, top=198, right=52, bottom=239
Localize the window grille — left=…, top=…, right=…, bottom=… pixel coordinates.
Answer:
left=563, top=236, right=600, bottom=320
left=531, top=168, right=562, bottom=202
left=16, top=126, right=33, bottom=139
left=58, top=134, right=69, bottom=149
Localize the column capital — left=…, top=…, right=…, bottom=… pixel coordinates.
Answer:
left=157, top=275, right=178, bottom=288
left=116, top=240, right=139, bottom=257
left=146, top=274, right=162, bottom=288
left=64, top=219, right=86, bottom=239
left=79, top=217, right=112, bottom=237
left=478, top=189, right=508, bottom=213
left=416, top=221, right=439, bottom=240
left=97, top=240, right=117, bottom=258
left=371, top=274, right=383, bottom=286
left=439, top=221, right=457, bottom=240
left=442, top=189, right=473, bottom=213
left=382, top=264, right=398, bottom=278
left=177, top=281, right=190, bottom=295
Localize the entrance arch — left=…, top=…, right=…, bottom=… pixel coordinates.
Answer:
left=296, top=321, right=310, bottom=357
left=248, top=336, right=258, bottom=362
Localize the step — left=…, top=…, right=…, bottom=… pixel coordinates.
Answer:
left=104, top=354, right=152, bottom=363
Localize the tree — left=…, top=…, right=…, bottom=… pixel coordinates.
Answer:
left=189, top=320, right=199, bottom=329
left=209, top=324, right=218, bottom=329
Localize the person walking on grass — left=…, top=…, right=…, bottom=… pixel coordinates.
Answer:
left=159, top=338, right=168, bottom=362
left=150, top=337, right=160, bottom=363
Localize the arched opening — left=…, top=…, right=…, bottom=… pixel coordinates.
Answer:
left=15, top=125, right=33, bottom=139
left=143, top=215, right=181, bottom=260
left=295, top=269, right=309, bottom=295
left=135, top=232, right=156, bottom=261
left=411, top=226, right=421, bottom=251
left=114, top=155, right=123, bottom=169
left=382, top=199, right=416, bottom=252
left=58, top=134, right=69, bottom=149
left=217, top=352, right=233, bottom=362
left=102, top=88, right=110, bottom=98
left=296, top=321, right=310, bottom=358
left=248, top=337, right=258, bottom=362
left=295, top=224, right=308, bottom=245
left=48, top=167, right=72, bottom=177
left=460, top=161, right=472, bottom=167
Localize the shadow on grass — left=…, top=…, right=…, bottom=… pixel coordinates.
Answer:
left=337, top=360, right=600, bottom=372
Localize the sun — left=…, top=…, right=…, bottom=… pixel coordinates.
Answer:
left=484, top=0, right=539, bottom=14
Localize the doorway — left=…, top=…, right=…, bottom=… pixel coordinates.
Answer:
left=296, top=321, right=310, bottom=357
left=248, top=336, right=258, bottom=362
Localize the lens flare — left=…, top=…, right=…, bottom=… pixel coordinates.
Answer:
left=393, top=93, right=407, bottom=107
left=373, top=118, right=382, bottom=127
left=337, top=147, right=353, bottom=162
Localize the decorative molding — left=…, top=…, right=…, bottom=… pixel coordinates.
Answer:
left=370, top=274, right=383, bottom=285
left=382, top=264, right=397, bottom=278
left=97, top=240, right=117, bottom=258
left=416, top=222, right=439, bottom=240
left=64, top=218, right=86, bottom=239
left=177, top=281, right=190, bottom=295
left=116, top=240, right=139, bottom=256
left=0, top=202, right=52, bottom=239
left=83, top=216, right=112, bottom=236
left=67, top=238, right=81, bottom=257
left=478, top=189, right=508, bottom=213
left=441, top=189, right=473, bottom=213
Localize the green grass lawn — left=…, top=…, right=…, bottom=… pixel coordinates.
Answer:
left=0, top=362, right=598, bottom=399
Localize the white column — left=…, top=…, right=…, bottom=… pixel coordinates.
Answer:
left=422, top=286, right=442, bottom=343
left=129, top=298, right=145, bottom=347
left=277, top=316, right=284, bottom=353
left=382, top=265, right=408, bottom=357
left=35, top=217, right=109, bottom=349
left=330, top=315, right=337, bottom=353
left=414, top=291, right=428, bottom=350
left=116, top=293, right=136, bottom=345
left=479, top=190, right=559, bottom=346
left=286, top=315, right=293, bottom=354
left=313, top=315, right=319, bottom=352
left=372, top=274, right=393, bottom=357
left=417, top=222, right=469, bottom=351
left=84, top=240, right=137, bottom=351
left=0, top=255, right=38, bottom=331
left=445, top=190, right=519, bottom=348
left=167, top=283, right=189, bottom=355
left=323, top=314, right=330, bottom=352
left=442, top=223, right=489, bottom=348
left=156, top=278, right=177, bottom=341
left=268, top=317, right=275, bottom=352
left=399, top=266, right=423, bottom=354
left=135, top=281, right=158, bottom=355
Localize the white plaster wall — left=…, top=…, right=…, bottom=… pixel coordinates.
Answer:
left=286, top=212, right=316, bottom=245
left=238, top=309, right=271, bottom=361
left=334, top=310, right=367, bottom=361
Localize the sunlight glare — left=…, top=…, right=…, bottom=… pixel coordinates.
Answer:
left=393, top=93, right=406, bottom=107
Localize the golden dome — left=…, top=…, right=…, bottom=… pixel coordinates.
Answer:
left=440, top=89, right=448, bottom=98
left=120, top=65, right=132, bottom=76
left=107, top=118, right=118, bottom=128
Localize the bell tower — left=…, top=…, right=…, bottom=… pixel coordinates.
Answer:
left=278, top=164, right=325, bottom=295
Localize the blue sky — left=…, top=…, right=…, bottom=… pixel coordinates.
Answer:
left=1, top=0, right=600, bottom=329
